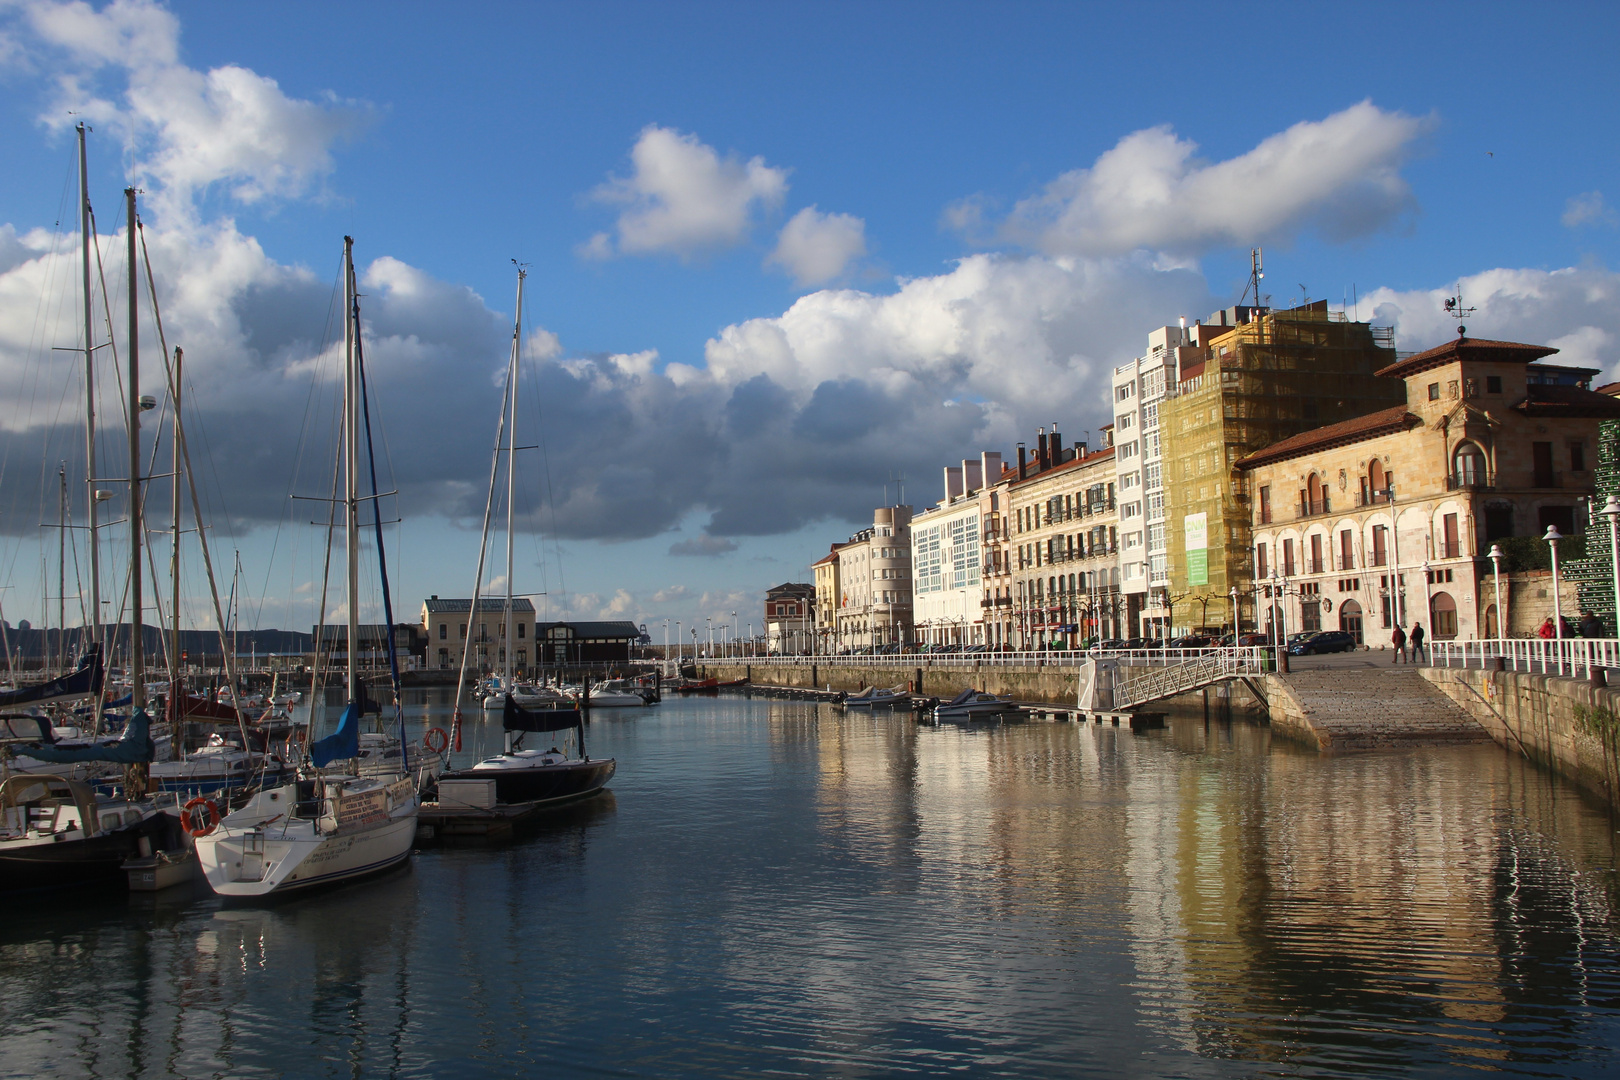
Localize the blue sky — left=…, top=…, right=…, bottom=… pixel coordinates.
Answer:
left=1, top=0, right=1618, bottom=640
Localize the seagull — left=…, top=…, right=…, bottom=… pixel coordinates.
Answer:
left=1486, top=151, right=1494, bottom=157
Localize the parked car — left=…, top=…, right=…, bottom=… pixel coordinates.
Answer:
left=1094, top=638, right=1128, bottom=651
left=1169, top=634, right=1215, bottom=649
left=1237, top=632, right=1271, bottom=647
left=1288, top=630, right=1358, bottom=655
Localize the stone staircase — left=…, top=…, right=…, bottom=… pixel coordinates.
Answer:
left=1271, top=666, right=1491, bottom=750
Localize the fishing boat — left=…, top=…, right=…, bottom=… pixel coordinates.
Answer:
left=438, top=267, right=612, bottom=810
left=931, top=688, right=1018, bottom=722
left=195, top=237, right=419, bottom=898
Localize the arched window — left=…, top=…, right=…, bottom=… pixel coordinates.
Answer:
left=1430, top=592, right=1458, bottom=639
left=1452, top=443, right=1487, bottom=488
left=1339, top=599, right=1364, bottom=643
left=1368, top=459, right=1386, bottom=502
left=1484, top=604, right=1498, bottom=638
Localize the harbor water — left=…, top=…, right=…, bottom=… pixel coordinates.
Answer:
left=3, top=691, right=1619, bottom=1078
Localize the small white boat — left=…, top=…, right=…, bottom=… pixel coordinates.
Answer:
left=932, top=688, right=1018, bottom=722
left=843, top=685, right=912, bottom=709
left=585, top=679, right=654, bottom=707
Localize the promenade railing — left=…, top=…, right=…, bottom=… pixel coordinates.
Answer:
left=697, top=647, right=1266, bottom=671
left=1431, top=638, right=1620, bottom=679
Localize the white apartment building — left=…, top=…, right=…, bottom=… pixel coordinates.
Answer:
left=911, top=452, right=1003, bottom=647
left=1112, top=322, right=1202, bottom=637
left=832, top=505, right=913, bottom=649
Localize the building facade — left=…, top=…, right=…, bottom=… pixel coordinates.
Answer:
left=764, top=582, right=816, bottom=653
left=1238, top=335, right=1616, bottom=643
left=1007, top=428, right=1119, bottom=648
left=911, top=453, right=1003, bottom=647
left=832, top=505, right=913, bottom=649
left=420, top=596, right=537, bottom=671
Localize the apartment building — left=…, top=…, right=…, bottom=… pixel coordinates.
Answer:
left=832, top=505, right=914, bottom=649
left=420, top=596, right=537, bottom=670
left=764, top=582, right=815, bottom=653
left=1238, top=334, right=1616, bottom=642
left=911, top=452, right=1003, bottom=647
left=1005, top=425, right=1119, bottom=648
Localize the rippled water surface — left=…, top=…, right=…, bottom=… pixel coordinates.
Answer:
left=3, top=693, right=1620, bottom=1078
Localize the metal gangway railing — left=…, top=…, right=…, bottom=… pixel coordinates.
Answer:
left=1432, top=638, right=1620, bottom=679
left=697, top=647, right=1246, bottom=671
left=1078, top=648, right=1269, bottom=715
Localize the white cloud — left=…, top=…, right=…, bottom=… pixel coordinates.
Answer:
left=767, top=205, right=866, bottom=287
left=589, top=125, right=788, bottom=258
left=1361, top=265, right=1620, bottom=380
left=15, top=0, right=369, bottom=222
left=1562, top=191, right=1617, bottom=229
left=995, top=100, right=1429, bottom=257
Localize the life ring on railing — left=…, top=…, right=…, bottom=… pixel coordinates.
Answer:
left=423, top=726, right=449, bottom=754
left=181, top=797, right=221, bottom=837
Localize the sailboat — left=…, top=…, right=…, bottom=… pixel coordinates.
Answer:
left=437, top=266, right=614, bottom=809
left=194, top=237, right=418, bottom=898
left=0, top=169, right=167, bottom=892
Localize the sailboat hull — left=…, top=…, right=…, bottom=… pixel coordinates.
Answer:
left=440, top=756, right=615, bottom=806
left=0, top=816, right=166, bottom=893
left=195, top=779, right=418, bottom=899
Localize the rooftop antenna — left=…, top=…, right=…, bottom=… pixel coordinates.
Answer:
left=1239, top=247, right=1264, bottom=306
left=1442, top=283, right=1475, bottom=338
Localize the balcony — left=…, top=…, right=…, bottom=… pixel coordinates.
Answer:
left=1296, top=498, right=1331, bottom=520
left=1356, top=490, right=1391, bottom=507
left=1445, top=474, right=1494, bottom=492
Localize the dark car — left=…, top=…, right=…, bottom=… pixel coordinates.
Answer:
left=1237, top=632, right=1271, bottom=647
left=1288, top=630, right=1357, bottom=655
left=1121, top=637, right=1151, bottom=650
left=1169, top=634, right=1215, bottom=649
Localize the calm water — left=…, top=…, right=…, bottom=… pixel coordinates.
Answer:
left=3, top=693, right=1619, bottom=1078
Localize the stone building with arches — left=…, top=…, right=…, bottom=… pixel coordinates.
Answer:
left=1236, top=335, right=1620, bottom=643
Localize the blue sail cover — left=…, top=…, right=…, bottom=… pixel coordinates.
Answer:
left=27, top=707, right=154, bottom=764
left=0, top=647, right=102, bottom=709
left=310, top=700, right=361, bottom=767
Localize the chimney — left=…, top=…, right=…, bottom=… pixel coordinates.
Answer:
left=1050, top=426, right=1061, bottom=463
left=1016, top=442, right=1026, bottom=479
left=1077, top=441, right=1088, bottom=458
left=962, top=459, right=983, bottom=492
left=943, top=466, right=963, bottom=502
left=981, top=451, right=1003, bottom=488
left=1036, top=427, right=1048, bottom=470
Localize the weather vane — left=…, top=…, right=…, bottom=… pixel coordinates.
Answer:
left=1442, top=284, right=1475, bottom=338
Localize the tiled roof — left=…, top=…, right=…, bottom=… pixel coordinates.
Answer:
left=1594, top=381, right=1620, bottom=398
left=1515, top=384, right=1620, bottom=418
left=1374, top=335, right=1557, bottom=379
left=535, top=620, right=641, bottom=637
left=1235, top=406, right=1421, bottom=470
left=423, top=597, right=537, bottom=614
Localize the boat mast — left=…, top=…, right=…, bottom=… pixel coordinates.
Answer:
left=126, top=187, right=144, bottom=714
left=504, top=268, right=524, bottom=689
left=57, top=466, right=67, bottom=674
left=170, top=348, right=182, bottom=704
left=77, top=123, right=102, bottom=662
left=344, top=237, right=360, bottom=705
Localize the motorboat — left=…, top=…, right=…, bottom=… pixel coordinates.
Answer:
left=137, top=733, right=293, bottom=799
left=586, top=679, right=656, bottom=707
left=0, top=773, right=166, bottom=892
left=842, top=685, right=912, bottom=709
left=932, top=688, right=1018, bottom=722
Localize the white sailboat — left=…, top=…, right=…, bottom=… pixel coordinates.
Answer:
left=195, top=237, right=418, bottom=897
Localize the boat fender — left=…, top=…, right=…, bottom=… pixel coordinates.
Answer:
left=423, top=727, right=450, bottom=754
left=181, top=797, right=221, bottom=837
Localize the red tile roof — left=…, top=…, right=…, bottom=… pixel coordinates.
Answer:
left=1374, top=335, right=1557, bottom=379
left=1009, top=445, right=1116, bottom=489
left=1235, top=405, right=1422, bottom=470
left=1516, top=384, right=1620, bottom=418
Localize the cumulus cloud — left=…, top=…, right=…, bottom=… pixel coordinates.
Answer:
left=1562, top=191, right=1617, bottom=229
left=1361, top=265, right=1620, bottom=380
left=993, top=100, right=1429, bottom=257
left=668, top=533, right=739, bottom=557
left=767, top=205, right=866, bottom=286
left=15, top=0, right=369, bottom=222
left=589, top=125, right=788, bottom=258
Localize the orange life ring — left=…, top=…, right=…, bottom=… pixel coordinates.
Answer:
left=423, top=726, right=449, bottom=754
left=181, top=797, right=221, bottom=837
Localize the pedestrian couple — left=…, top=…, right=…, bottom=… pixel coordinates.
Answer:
left=1390, top=623, right=1426, bottom=664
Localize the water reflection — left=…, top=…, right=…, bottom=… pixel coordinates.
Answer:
left=1, top=695, right=1617, bottom=1077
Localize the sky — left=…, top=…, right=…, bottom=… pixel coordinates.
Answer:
left=1, top=0, right=1618, bottom=643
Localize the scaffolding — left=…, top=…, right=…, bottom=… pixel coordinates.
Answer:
left=1160, top=302, right=1405, bottom=631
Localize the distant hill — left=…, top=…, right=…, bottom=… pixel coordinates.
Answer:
left=0, top=622, right=312, bottom=661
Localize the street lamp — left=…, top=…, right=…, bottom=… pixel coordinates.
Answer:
left=1544, top=524, right=1564, bottom=641
left=675, top=620, right=681, bottom=665
left=1602, top=496, right=1620, bottom=636
left=1421, top=559, right=1432, bottom=641
left=1271, top=570, right=1289, bottom=673
left=1228, top=585, right=1239, bottom=638
left=1488, top=543, right=1504, bottom=641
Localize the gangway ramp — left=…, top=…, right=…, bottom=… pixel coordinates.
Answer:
left=1078, top=649, right=1269, bottom=722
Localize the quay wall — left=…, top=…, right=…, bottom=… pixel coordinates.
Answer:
left=712, top=663, right=1081, bottom=706
left=1421, top=667, right=1620, bottom=811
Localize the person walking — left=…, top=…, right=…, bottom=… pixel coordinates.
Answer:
left=1390, top=624, right=1407, bottom=664
left=1538, top=617, right=1556, bottom=640
left=1579, top=610, right=1604, bottom=638
left=1410, top=622, right=1427, bottom=664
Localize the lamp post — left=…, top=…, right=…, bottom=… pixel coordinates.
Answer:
left=1488, top=544, right=1504, bottom=642
left=1545, top=524, right=1564, bottom=641
left=675, top=620, right=681, bottom=666
left=1602, top=496, right=1620, bottom=636
left=1229, top=585, right=1239, bottom=638
left=732, top=610, right=739, bottom=654
left=1421, top=559, right=1432, bottom=641
left=1271, top=570, right=1289, bottom=673
left=663, top=619, right=670, bottom=666
left=1384, top=483, right=1402, bottom=626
